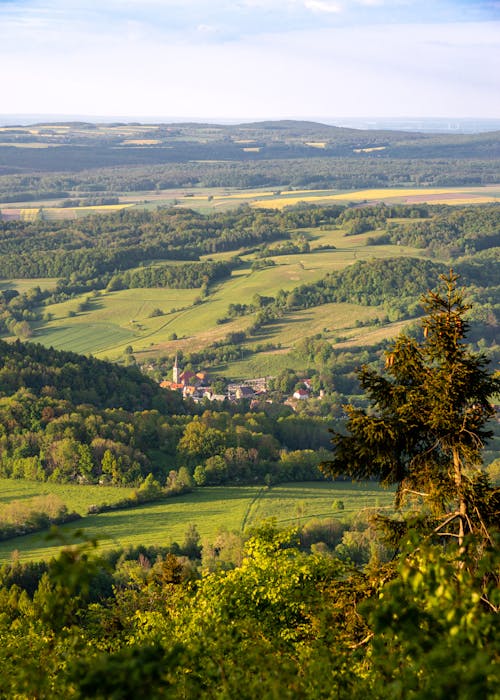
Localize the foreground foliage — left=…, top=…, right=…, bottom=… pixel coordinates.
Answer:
left=0, top=526, right=497, bottom=698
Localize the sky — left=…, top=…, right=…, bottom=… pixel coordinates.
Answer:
left=1, top=0, right=499, bottom=121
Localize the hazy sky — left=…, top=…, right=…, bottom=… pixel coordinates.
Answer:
left=1, top=0, right=499, bottom=119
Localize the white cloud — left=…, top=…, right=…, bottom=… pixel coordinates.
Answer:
left=304, top=0, right=343, bottom=13
left=0, top=2, right=498, bottom=118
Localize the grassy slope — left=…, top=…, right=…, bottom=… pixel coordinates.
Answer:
left=0, top=481, right=394, bottom=562
left=26, top=227, right=424, bottom=363
left=0, top=479, right=136, bottom=515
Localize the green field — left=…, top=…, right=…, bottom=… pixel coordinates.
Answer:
left=0, top=481, right=394, bottom=562
left=0, top=277, right=59, bottom=293
left=26, top=227, right=423, bottom=363
left=0, top=479, right=136, bottom=515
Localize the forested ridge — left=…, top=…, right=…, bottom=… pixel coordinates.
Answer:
left=0, top=206, right=291, bottom=278
left=1, top=120, right=499, bottom=177
left=2, top=156, right=499, bottom=200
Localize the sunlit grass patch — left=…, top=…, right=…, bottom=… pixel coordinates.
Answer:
left=0, top=481, right=393, bottom=562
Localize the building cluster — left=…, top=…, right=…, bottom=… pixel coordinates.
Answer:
left=159, top=356, right=225, bottom=402
left=160, top=356, right=317, bottom=407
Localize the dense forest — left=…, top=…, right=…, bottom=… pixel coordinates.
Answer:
left=0, top=201, right=498, bottom=281
left=0, top=338, right=336, bottom=487
left=1, top=156, right=499, bottom=198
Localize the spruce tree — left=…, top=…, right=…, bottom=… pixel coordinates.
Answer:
left=321, top=271, right=500, bottom=547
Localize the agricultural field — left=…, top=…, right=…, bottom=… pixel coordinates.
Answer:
left=28, top=228, right=423, bottom=362
left=0, top=481, right=394, bottom=563
left=2, top=184, right=499, bottom=222
left=117, top=184, right=500, bottom=212
left=251, top=185, right=500, bottom=209
left=34, top=286, right=245, bottom=358
left=220, top=316, right=411, bottom=380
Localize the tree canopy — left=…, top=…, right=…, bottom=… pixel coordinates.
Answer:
left=321, top=271, right=500, bottom=546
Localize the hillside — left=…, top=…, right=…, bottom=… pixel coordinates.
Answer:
left=0, top=121, right=499, bottom=203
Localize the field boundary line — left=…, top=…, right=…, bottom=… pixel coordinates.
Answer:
left=240, top=487, right=265, bottom=532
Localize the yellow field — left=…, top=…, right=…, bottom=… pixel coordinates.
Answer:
left=122, top=139, right=161, bottom=145
left=43, top=203, right=135, bottom=217
left=20, top=209, right=40, bottom=221
left=306, top=142, right=327, bottom=148
left=331, top=187, right=499, bottom=201
left=252, top=195, right=336, bottom=209
left=76, top=204, right=136, bottom=211
left=0, top=142, right=55, bottom=148
left=252, top=186, right=500, bottom=209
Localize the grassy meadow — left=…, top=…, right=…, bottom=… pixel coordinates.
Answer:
left=0, top=277, right=59, bottom=293
left=0, top=479, right=136, bottom=516
left=0, top=480, right=394, bottom=562
left=26, top=226, right=423, bottom=364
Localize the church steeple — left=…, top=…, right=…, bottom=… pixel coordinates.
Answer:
left=172, top=354, right=180, bottom=384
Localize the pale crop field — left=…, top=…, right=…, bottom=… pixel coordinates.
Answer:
left=0, top=142, right=55, bottom=148
left=353, top=146, right=386, bottom=153
left=19, top=208, right=40, bottom=221
left=42, top=203, right=135, bottom=221
left=121, top=139, right=162, bottom=145
left=213, top=191, right=276, bottom=200
left=251, top=186, right=500, bottom=209
left=0, top=481, right=393, bottom=563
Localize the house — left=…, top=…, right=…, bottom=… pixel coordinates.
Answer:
left=160, top=380, right=184, bottom=391
left=235, top=386, right=255, bottom=400
left=293, top=388, right=309, bottom=400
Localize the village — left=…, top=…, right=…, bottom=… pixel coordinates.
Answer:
left=159, top=355, right=318, bottom=409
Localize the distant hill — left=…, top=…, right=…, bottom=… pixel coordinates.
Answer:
left=0, top=120, right=498, bottom=175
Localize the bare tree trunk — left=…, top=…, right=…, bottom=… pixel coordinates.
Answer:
left=452, top=446, right=467, bottom=553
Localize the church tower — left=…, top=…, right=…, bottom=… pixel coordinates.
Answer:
left=172, top=354, right=180, bottom=384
